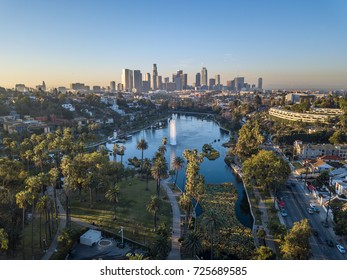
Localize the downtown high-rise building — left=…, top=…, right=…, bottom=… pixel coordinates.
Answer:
left=110, top=81, right=116, bottom=91
left=234, top=77, right=245, bottom=92
left=215, top=74, right=220, bottom=86
left=201, top=67, right=208, bottom=86
left=122, top=69, right=133, bottom=92
left=181, top=73, right=188, bottom=90
left=152, top=64, right=158, bottom=90
left=258, top=77, right=263, bottom=90
left=157, top=75, right=163, bottom=90
left=209, top=78, right=216, bottom=90
left=133, top=70, right=142, bottom=93
left=195, top=73, right=201, bottom=87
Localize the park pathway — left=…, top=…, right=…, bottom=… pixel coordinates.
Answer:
left=41, top=187, right=66, bottom=260
left=161, top=179, right=182, bottom=260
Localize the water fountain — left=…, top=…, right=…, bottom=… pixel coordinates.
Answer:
left=169, top=118, right=177, bottom=145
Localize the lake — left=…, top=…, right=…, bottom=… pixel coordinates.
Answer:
left=106, top=113, right=253, bottom=228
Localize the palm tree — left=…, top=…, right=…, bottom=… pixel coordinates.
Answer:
left=118, top=145, right=126, bottom=165
left=147, top=196, right=160, bottom=231
left=112, top=143, right=120, bottom=162
left=16, top=190, right=30, bottom=259
left=136, top=139, right=148, bottom=170
left=151, top=156, right=168, bottom=196
left=158, top=145, right=166, bottom=155
left=151, top=234, right=170, bottom=259
left=142, top=158, right=152, bottom=191
left=182, top=230, right=203, bottom=259
left=105, top=185, right=120, bottom=220
left=162, top=137, right=168, bottom=146
left=179, top=193, right=191, bottom=233
left=202, top=209, right=224, bottom=260
left=172, top=156, right=184, bottom=185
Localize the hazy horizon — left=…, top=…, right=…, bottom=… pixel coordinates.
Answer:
left=1, top=0, right=347, bottom=90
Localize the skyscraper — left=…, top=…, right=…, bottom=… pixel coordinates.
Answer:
left=234, top=77, right=244, bottom=92
left=157, top=75, right=162, bottom=90
left=181, top=73, right=187, bottom=90
left=215, top=74, right=220, bottom=86
left=122, top=69, right=133, bottom=92
left=110, top=81, right=116, bottom=91
left=201, top=67, right=208, bottom=86
left=133, top=70, right=142, bottom=93
left=145, top=73, right=151, bottom=89
left=258, top=77, right=263, bottom=90
left=152, top=64, right=158, bottom=90
left=209, top=78, right=215, bottom=90
left=195, top=73, right=201, bottom=87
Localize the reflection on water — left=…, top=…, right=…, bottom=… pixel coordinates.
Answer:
left=105, top=114, right=253, bottom=228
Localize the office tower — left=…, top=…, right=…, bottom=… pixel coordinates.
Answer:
left=234, top=77, right=244, bottom=92
left=70, top=83, right=85, bottom=90
left=258, top=77, right=263, bottom=90
left=110, top=81, right=116, bottom=91
left=144, top=73, right=151, bottom=89
left=227, top=80, right=232, bottom=90
left=174, top=75, right=181, bottom=90
left=195, top=73, right=201, bottom=87
left=166, top=82, right=176, bottom=91
left=215, top=74, right=220, bottom=86
left=117, top=83, right=123, bottom=91
left=142, top=81, right=150, bottom=92
left=164, top=77, right=170, bottom=83
left=133, top=70, right=142, bottom=93
left=152, top=64, right=158, bottom=90
left=157, top=75, right=162, bottom=90
left=201, top=67, right=208, bottom=86
left=122, top=69, right=133, bottom=92
left=93, top=85, right=101, bottom=92
left=209, top=78, right=216, bottom=90
left=181, top=73, right=187, bottom=90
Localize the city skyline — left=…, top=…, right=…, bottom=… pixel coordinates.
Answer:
left=1, top=0, right=347, bottom=89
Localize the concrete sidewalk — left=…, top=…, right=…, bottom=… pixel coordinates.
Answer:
left=161, top=179, right=182, bottom=260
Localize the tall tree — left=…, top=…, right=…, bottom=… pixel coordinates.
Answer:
left=147, top=196, right=160, bottom=231
left=136, top=139, right=148, bottom=170
left=172, top=156, right=184, bottom=185
left=252, top=246, right=276, bottom=260
left=182, top=230, right=203, bottom=259
left=142, top=158, right=152, bottom=191
left=15, top=190, right=30, bottom=259
left=281, top=219, right=311, bottom=260
left=235, top=121, right=264, bottom=160
left=242, top=150, right=291, bottom=194
left=105, top=185, right=120, bottom=220
left=112, top=143, right=120, bottom=162
left=151, top=156, right=168, bottom=196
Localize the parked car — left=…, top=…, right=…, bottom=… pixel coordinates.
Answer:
left=326, top=239, right=334, bottom=247
left=281, top=208, right=288, bottom=217
left=336, top=244, right=346, bottom=254
left=307, top=208, right=314, bottom=215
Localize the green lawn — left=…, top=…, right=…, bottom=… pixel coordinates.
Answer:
left=69, top=177, right=172, bottom=246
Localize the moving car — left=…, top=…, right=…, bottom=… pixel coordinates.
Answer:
left=307, top=208, right=314, bottom=215
left=336, top=244, right=346, bottom=254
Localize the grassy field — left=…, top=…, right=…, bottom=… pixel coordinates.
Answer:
left=69, top=177, right=172, bottom=246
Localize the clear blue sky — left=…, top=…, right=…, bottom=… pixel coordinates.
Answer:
left=1, top=0, right=347, bottom=89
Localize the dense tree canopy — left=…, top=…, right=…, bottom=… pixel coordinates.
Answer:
left=242, top=150, right=291, bottom=192
left=281, top=219, right=311, bottom=260
left=235, top=121, right=264, bottom=160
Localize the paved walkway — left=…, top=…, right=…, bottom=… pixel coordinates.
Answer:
left=161, top=179, right=182, bottom=260
left=42, top=187, right=66, bottom=260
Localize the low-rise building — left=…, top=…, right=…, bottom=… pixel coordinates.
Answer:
left=294, top=140, right=347, bottom=160
left=269, top=107, right=342, bottom=123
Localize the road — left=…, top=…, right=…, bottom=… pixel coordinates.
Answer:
left=263, top=142, right=346, bottom=259
left=281, top=176, right=346, bottom=260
